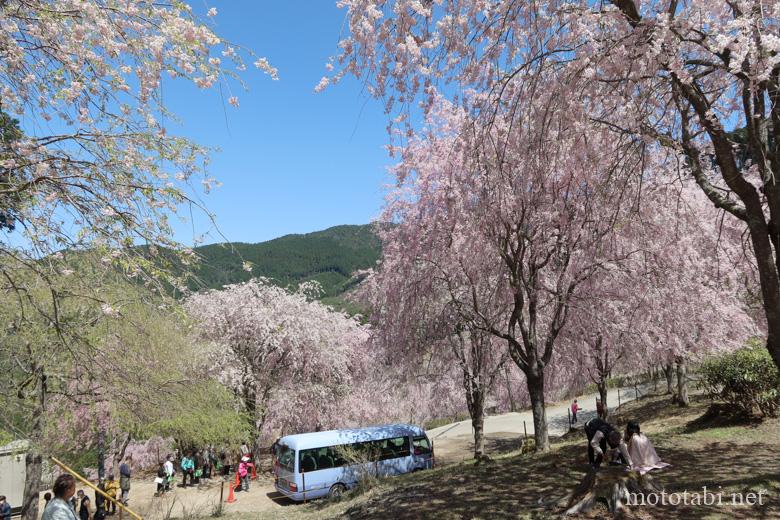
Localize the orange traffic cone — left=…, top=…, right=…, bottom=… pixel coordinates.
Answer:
left=226, top=480, right=236, bottom=503
left=251, top=463, right=257, bottom=480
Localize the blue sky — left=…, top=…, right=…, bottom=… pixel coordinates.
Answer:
left=166, top=2, right=391, bottom=246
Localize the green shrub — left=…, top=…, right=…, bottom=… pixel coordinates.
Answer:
left=699, top=343, right=780, bottom=418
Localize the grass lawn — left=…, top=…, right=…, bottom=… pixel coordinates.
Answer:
left=214, top=392, right=780, bottom=520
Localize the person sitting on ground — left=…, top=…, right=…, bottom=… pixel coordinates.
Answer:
left=584, top=417, right=632, bottom=468
left=624, top=421, right=670, bottom=474
left=104, top=474, right=118, bottom=515
left=42, top=474, right=78, bottom=520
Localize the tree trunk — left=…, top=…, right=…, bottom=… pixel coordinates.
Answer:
left=597, top=382, right=609, bottom=421
left=652, top=365, right=659, bottom=393
left=559, top=466, right=662, bottom=515
left=526, top=369, right=549, bottom=452
left=113, top=433, right=131, bottom=477
left=663, top=363, right=674, bottom=394
left=20, top=451, right=42, bottom=520
left=676, top=357, right=689, bottom=407
left=472, top=403, right=486, bottom=461
left=504, top=366, right=516, bottom=412
left=744, top=214, right=780, bottom=376
left=21, top=371, right=45, bottom=520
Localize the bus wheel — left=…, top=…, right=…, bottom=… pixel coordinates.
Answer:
left=328, top=483, right=346, bottom=500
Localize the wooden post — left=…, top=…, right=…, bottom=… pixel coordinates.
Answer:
left=219, top=480, right=224, bottom=504
left=523, top=420, right=527, bottom=440
left=51, top=457, right=143, bottom=520
left=634, top=383, right=639, bottom=400
left=567, top=408, right=572, bottom=429
left=618, top=388, right=621, bottom=408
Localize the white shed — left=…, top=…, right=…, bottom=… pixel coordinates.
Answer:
left=0, top=440, right=28, bottom=514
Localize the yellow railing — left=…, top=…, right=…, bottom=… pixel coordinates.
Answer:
left=50, top=456, right=143, bottom=520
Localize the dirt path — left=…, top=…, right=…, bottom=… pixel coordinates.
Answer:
left=428, top=384, right=648, bottom=464
left=37, top=474, right=292, bottom=520
left=39, top=384, right=650, bottom=518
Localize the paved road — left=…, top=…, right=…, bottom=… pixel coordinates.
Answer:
left=428, top=385, right=646, bottom=443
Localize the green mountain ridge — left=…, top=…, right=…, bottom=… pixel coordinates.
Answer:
left=189, top=224, right=381, bottom=303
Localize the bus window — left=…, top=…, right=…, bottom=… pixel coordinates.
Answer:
left=299, top=449, right=318, bottom=472
left=277, top=444, right=296, bottom=472
left=374, top=436, right=410, bottom=460
left=413, top=436, right=432, bottom=455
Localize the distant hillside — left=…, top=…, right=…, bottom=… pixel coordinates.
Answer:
left=189, top=224, right=381, bottom=302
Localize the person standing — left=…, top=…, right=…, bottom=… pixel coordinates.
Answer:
left=219, top=449, right=229, bottom=477
left=70, top=490, right=80, bottom=512
left=42, top=474, right=79, bottom=520
left=0, top=496, right=11, bottom=520
left=193, top=450, right=203, bottom=485
left=239, top=442, right=250, bottom=460
left=154, top=463, right=167, bottom=496
left=78, top=492, right=90, bottom=520
left=180, top=452, right=194, bottom=487
left=94, top=481, right=106, bottom=520
left=238, top=457, right=250, bottom=492
left=202, top=446, right=212, bottom=480
left=163, top=455, right=175, bottom=492
left=118, top=457, right=132, bottom=505
left=104, top=474, right=118, bottom=515
left=571, top=399, right=580, bottom=424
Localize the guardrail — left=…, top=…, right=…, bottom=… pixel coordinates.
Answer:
left=50, top=456, right=143, bottom=520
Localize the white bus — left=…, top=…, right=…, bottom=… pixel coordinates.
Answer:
left=273, top=423, right=434, bottom=501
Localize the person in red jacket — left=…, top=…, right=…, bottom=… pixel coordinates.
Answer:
left=571, top=399, right=580, bottom=423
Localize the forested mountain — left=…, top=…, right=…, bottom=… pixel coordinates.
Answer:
left=189, top=224, right=380, bottom=302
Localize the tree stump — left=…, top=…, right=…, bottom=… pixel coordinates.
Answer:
left=561, top=466, right=660, bottom=516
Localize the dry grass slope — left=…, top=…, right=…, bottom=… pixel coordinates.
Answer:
left=216, top=392, right=780, bottom=520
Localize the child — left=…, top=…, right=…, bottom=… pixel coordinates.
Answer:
left=238, top=457, right=250, bottom=492
left=155, top=463, right=166, bottom=496
left=104, top=474, right=119, bottom=515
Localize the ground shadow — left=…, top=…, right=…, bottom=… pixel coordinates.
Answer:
left=343, top=395, right=780, bottom=519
